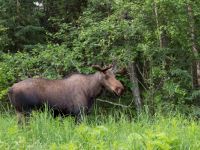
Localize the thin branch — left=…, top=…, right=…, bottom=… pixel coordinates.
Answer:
left=135, top=64, right=149, bottom=91
left=96, top=98, right=133, bottom=108
left=127, top=71, right=148, bottom=92
left=136, top=64, right=146, bottom=81
left=70, top=60, right=81, bottom=72
left=152, top=77, right=168, bottom=95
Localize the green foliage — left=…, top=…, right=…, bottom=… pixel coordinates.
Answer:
left=0, top=111, right=200, bottom=149
left=0, top=44, right=79, bottom=101
left=0, top=0, right=46, bottom=51
left=0, top=25, right=11, bottom=50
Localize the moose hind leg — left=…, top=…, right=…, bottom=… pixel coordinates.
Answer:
left=16, top=111, right=24, bottom=125
left=24, top=109, right=32, bottom=124
left=16, top=108, right=32, bottom=125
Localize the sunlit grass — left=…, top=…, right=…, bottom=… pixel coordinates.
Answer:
left=0, top=110, right=200, bottom=150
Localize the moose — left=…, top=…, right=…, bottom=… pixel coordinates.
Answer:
left=8, top=64, right=124, bottom=124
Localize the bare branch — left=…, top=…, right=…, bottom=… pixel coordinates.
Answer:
left=96, top=98, right=133, bottom=108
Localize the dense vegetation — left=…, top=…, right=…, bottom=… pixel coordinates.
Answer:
left=0, top=110, right=200, bottom=149
left=0, top=0, right=200, bottom=149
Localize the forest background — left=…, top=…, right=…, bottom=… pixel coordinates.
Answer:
left=0, top=0, right=200, bottom=116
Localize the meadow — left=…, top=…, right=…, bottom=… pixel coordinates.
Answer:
left=0, top=108, right=200, bottom=150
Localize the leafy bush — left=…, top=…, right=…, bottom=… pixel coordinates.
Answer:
left=0, top=44, right=79, bottom=101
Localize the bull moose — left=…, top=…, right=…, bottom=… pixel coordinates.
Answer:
left=8, top=64, right=124, bottom=124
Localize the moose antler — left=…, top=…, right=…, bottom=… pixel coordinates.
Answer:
left=92, top=64, right=113, bottom=72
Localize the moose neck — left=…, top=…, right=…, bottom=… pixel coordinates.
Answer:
left=86, top=72, right=103, bottom=98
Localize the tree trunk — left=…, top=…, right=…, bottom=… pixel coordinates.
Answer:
left=153, top=1, right=163, bottom=48
left=16, top=0, right=20, bottom=14
left=187, top=4, right=200, bottom=88
left=128, top=62, right=142, bottom=112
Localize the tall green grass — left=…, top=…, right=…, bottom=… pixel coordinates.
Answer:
left=0, top=110, right=199, bottom=150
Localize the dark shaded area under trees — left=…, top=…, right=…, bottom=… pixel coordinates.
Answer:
left=1, top=0, right=200, bottom=115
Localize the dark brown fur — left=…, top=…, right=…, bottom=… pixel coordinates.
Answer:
left=8, top=68, right=124, bottom=124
